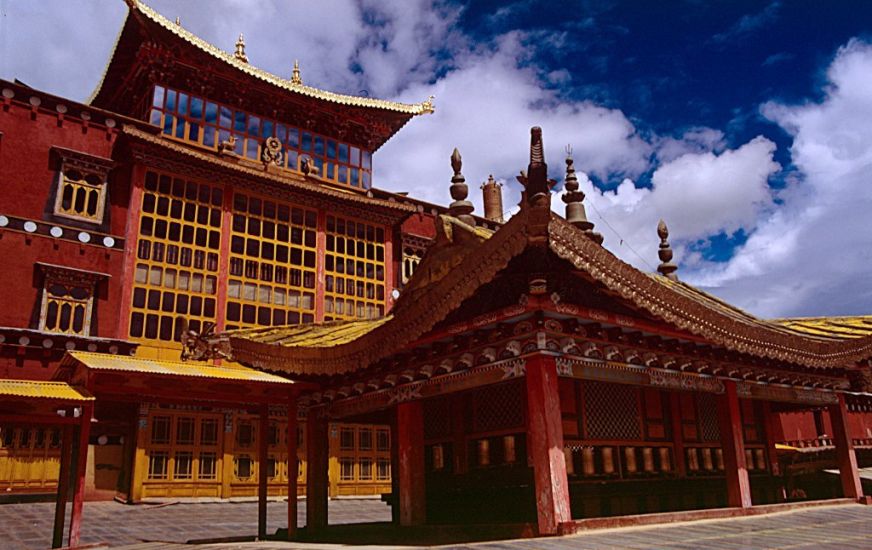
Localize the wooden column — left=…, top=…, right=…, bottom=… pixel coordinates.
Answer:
left=716, top=381, right=751, bottom=508
left=306, top=408, right=329, bottom=531
left=761, top=401, right=785, bottom=502
left=396, top=400, right=425, bottom=526
left=829, top=394, right=863, bottom=500
left=669, top=392, right=687, bottom=477
left=525, top=354, right=571, bottom=535
left=68, top=402, right=94, bottom=548
left=257, top=404, right=270, bottom=539
left=389, top=408, right=400, bottom=524
left=52, top=424, right=74, bottom=549
left=286, top=394, right=299, bottom=540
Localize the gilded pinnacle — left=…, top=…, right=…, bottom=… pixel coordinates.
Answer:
left=562, top=149, right=602, bottom=244
left=291, top=60, right=302, bottom=85
left=234, top=33, right=248, bottom=64
left=448, top=148, right=475, bottom=226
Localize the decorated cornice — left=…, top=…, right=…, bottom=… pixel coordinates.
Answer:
left=123, top=125, right=415, bottom=225
left=547, top=215, right=872, bottom=369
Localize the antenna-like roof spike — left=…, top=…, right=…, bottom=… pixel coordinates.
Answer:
left=448, top=148, right=475, bottom=226
left=561, top=148, right=603, bottom=244
left=291, top=60, right=302, bottom=85
left=657, top=219, right=679, bottom=280
left=234, top=33, right=249, bottom=63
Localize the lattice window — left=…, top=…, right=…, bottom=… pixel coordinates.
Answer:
left=584, top=381, right=641, bottom=440
left=130, top=170, right=222, bottom=341
left=144, top=410, right=222, bottom=482
left=225, top=192, right=317, bottom=329
left=148, top=85, right=372, bottom=189
left=423, top=398, right=452, bottom=440
left=472, top=381, right=524, bottom=433
left=324, top=215, right=386, bottom=321
left=697, top=393, right=720, bottom=442
left=52, top=147, right=113, bottom=224
left=37, top=263, right=106, bottom=336
left=401, top=235, right=430, bottom=285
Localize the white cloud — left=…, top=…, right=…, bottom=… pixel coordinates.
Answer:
left=689, top=39, right=872, bottom=316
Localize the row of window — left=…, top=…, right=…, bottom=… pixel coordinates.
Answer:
left=338, top=427, right=390, bottom=452
left=1, top=427, right=62, bottom=450
left=339, top=458, right=391, bottom=481
left=149, top=85, right=373, bottom=189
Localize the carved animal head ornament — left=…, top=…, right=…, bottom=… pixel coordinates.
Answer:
left=261, top=136, right=283, bottom=167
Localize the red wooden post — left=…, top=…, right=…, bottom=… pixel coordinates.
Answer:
left=305, top=408, right=329, bottom=531
left=286, top=393, right=299, bottom=540
left=829, top=394, right=863, bottom=499
left=669, top=392, right=687, bottom=477
left=68, top=402, right=94, bottom=548
left=396, top=400, right=425, bottom=526
left=258, top=403, right=270, bottom=539
left=716, top=381, right=752, bottom=508
left=525, top=354, right=571, bottom=535
left=761, top=401, right=785, bottom=502
left=52, top=424, right=74, bottom=548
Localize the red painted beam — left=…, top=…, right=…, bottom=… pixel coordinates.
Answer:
left=257, top=403, right=269, bottom=539
left=717, top=381, right=752, bottom=508
left=286, top=393, right=299, bottom=540
left=829, top=393, right=864, bottom=500
left=525, top=354, right=571, bottom=534
left=68, top=402, right=93, bottom=548
left=52, top=424, right=74, bottom=548
left=396, top=400, right=425, bottom=526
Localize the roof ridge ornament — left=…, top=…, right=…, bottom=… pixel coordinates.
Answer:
left=562, top=145, right=603, bottom=245
left=234, top=33, right=248, bottom=64
left=448, top=148, right=475, bottom=226
left=291, top=60, right=303, bottom=85
left=657, top=219, right=679, bottom=280
left=521, top=127, right=556, bottom=208
left=422, top=95, right=435, bottom=114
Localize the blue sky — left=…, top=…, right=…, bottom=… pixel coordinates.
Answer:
left=2, top=1, right=872, bottom=317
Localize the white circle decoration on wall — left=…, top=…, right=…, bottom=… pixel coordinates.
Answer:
left=103, top=236, right=115, bottom=248
left=78, top=232, right=91, bottom=243
left=23, top=221, right=38, bottom=233
left=50, top=226, right=63, bottom=238
left=0, top=215, right=8, bottom=227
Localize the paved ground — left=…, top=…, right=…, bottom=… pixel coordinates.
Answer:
left=0, top=498, right=388, bottom=550
left=2, top=499, right=871, bottom=550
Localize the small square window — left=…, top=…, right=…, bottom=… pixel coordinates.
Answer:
left=51, top=147, right=113, bottom=224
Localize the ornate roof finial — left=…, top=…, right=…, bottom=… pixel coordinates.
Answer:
left=422, top=95, right=435, bottom=114
left=522, top=126, right=555, bottom=207
left=175, top=16, right=181, bottom=26
left=562, top=145, right=603, bottom=245
left=656, top=219, right=679, bottom=280
left=234, top=33, right=249, bottom=64
left=291, top=60, right=302, bottom=85
left=448, top=148, right=475, bottom=226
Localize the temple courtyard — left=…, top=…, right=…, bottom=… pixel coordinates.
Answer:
left=1, top=499, right=871, bottom=550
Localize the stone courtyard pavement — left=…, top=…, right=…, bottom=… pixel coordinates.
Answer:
left=1, top=499, right=871, bottom=550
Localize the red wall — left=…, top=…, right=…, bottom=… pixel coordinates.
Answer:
left=0, top=90, right=134, bottom=379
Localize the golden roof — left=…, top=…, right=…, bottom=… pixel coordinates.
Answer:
left=94, top=1, right=434, bottom=116
left=61, top=351, right=295, bottom=385
left=0, top=379, right=94, bottom=402
left=772, top=316, right=872, bottom=340
left=229, top=318, right=390, bottom=348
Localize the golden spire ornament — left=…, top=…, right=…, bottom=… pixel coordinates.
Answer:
left=656, top=219, right=679, bottom=280
left=234, top=33, right=248, bottom=63
left=291, top=60, right=303, bottom=85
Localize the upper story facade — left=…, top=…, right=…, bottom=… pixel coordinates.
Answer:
left=0, top=0, right=489, bottom=371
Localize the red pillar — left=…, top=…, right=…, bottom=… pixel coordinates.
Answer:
left=68, top=402, right=94, bottom=548
left=286, top=394, right=299, bottom=540
left=829, top=394, right=863, bottom=500
left=716, top=381, right=752, bottom=508
left=52, top=424, right=74, bottom=549
left=258, top=404, right=270, bottom=539
left=396, top=400, right=425, bottom=526
left=525, top=354, right=571, bottom=535
left=669, top=392, right=687, bottom=478
left=306, top=408, right=329, bottom=531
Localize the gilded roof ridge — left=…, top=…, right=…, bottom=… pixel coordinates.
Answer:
left=106, top=0, right=434, bottom=115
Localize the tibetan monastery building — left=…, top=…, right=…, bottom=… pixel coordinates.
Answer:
left=1, top=0, right=871, bottom=545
